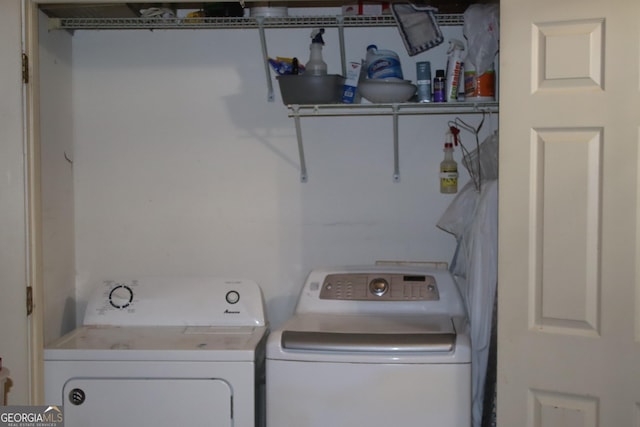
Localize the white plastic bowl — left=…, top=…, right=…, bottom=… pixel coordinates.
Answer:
left=359, top=79, right=417, bottom=103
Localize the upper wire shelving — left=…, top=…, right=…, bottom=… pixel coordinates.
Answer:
left=48, top=14, right=464, bottom=31
left=45, top=10, right=495, bottom=183
left=47, top=12, right=465, bottom=106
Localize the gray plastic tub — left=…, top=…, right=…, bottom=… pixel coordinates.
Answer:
left=277, top=74, right=345, bottom=105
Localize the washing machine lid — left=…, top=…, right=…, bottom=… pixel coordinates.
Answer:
left=44, top=325, right=268, bottom=362
left=282, top=330, right=454, bottom=352
left=278, top=313, right=455, bottom=353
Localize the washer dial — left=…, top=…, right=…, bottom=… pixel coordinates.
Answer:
left=369, top=278, right=389, bottom=296
left=109, top=284, right=134, bottom=309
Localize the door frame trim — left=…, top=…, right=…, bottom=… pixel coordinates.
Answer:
left=23, top=0, right=44, bottom=404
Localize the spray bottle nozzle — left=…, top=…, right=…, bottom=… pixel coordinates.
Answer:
left=311, top=28, right=325, bottom=44
left=448, top=126, right=460, bottom=146
left=447, top=38, right=465, bottom=54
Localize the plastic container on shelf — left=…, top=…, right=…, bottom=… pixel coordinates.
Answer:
left=365, top=45, right=404, bottom=80
left=249, top=5, right=288, bottom=17
left=305, top=29, right=327, bottom=76
left=416, top=61, right=432, bottom=102
left=440, top=140, right=458, bottom=194
left=277, top=75, right=345, bottom=104
left=445, top=39, right=465, bottom=102
left=464, top=62, right=496, bottom=101
left=433, top=69, right=446, bottom=102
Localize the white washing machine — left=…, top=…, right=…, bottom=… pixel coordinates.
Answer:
left=45, top=277, right=268, bottom=427
left=266, top=265, right=471, bottom=427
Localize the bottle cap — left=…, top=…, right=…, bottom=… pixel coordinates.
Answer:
left=436, top=69, right=445, bottom=78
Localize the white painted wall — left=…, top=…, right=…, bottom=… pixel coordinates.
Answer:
left=39, top=14, right=76, bottom=345
left=39, top=8, right=498, bottom=332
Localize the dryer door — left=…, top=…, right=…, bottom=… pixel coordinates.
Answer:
left=62, top=378, right=232, bottom=427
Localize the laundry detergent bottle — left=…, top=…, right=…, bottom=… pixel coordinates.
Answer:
left=306, top=28, right=327, bottom=76
left=365, top=44, right=403, bottom=80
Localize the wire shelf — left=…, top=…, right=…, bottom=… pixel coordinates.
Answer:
left=286, top=101, right=499, bottom=117
left=49, top=14, right=464, bottom=31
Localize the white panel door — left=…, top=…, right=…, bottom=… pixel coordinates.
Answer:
left=0, top=0, right=31, bottom=405
left=498, top=0, right=640, bottom=425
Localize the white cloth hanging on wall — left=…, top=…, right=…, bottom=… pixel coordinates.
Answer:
left=437, top=178, right=498, bottom=427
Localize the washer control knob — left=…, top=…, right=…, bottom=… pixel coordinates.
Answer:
left=369, top=278, right=389, bottom=297
left=225, top=290, right=240, bottom=304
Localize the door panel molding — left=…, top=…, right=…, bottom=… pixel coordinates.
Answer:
left=529, top=127, right=602, bottom=336
left=532, top=18, right=605, bottom=92
left=529, top=389, right=599, bottom=427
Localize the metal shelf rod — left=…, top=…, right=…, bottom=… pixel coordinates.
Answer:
left=292, top=106, right=309, bottom=183
left=256, top=17, right=275, bottom=102
left=286, top=102, right=499, bottom=117
left=392, top=105, right=400, bottom=182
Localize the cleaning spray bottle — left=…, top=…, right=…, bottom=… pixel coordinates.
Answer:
left=445, top=39, right=465, bottom=102
left=440, top=132, right=458, bottom=194
left=306, top=28, right=327, bottom=76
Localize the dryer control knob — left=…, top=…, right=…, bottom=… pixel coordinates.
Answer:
left=108, top=284, right=134, bottom=309
left=226, top=290, right=240, bottom=304
left=69, top=388, right=86, bottom=405
left=369, top=278, right=389, bottom=296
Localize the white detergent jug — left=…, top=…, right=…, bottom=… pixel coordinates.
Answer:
left=365, top=45, right=404, bottom=80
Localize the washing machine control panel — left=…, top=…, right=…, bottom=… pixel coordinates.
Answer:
left=319, top=273, right=439, bottom=301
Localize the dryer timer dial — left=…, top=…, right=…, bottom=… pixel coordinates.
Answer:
left=109, top=284, right=134, bottom=309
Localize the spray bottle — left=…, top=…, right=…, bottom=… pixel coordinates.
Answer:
left=445, top=39, right=465, bottom=102
left=306, top=28, right=327, bottom=76
left=440, top=132, right=458, bottom=194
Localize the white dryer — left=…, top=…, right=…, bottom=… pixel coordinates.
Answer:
left=266, top=265, right=471, bottom=427
left=45, top=277, right=268, bottom=427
